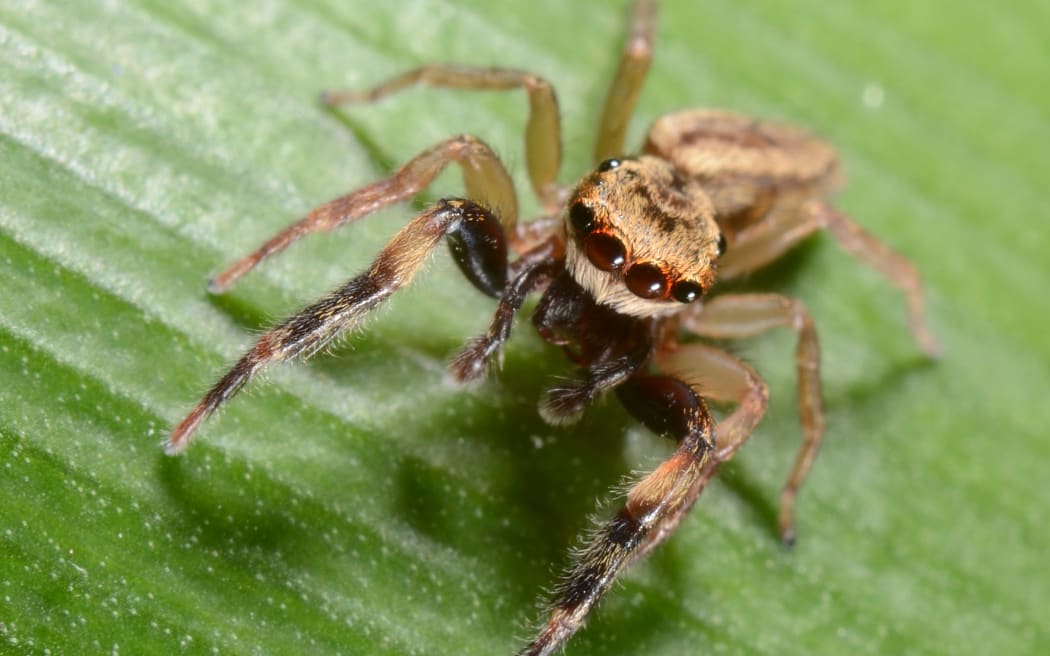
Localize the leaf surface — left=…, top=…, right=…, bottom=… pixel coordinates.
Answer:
left=1, top=1, right=1047, bottom=654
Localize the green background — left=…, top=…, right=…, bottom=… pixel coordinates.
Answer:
left=1, top=1, right=1047, bottom=654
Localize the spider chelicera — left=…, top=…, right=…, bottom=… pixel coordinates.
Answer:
left=166, top=1, right=939, bottom=653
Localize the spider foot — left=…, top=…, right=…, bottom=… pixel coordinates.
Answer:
left=448, top=335, right=503, bottom=384
left=538, top=383, right=591, bottom=425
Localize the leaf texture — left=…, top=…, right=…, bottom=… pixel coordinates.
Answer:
left=1, top=1, right=1048, bottom=654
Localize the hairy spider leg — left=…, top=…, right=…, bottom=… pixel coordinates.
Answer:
left=323, top=64, right=563, bottom=207
left=449, top=236, right=563, bottom=383
left=812, top=202, right=941, bottom=357
left=166, top=199, right=506, bottom=454
left=593, top=0, right=656, bottom=163
left=715, top=199, right=940, bottom=358
left=208, top=135, right=517, bottom=293
left=529, top=272, right=655, bottom=425
left=629, top=343, right=770, bottom=562
left=682, top=294, right=818, bottom=544
left=538, top=344, right=652, bottom=425
left=520, top=374, right=714, bottom=656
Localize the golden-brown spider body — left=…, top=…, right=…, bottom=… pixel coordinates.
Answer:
left=565, top=156, right=721, bottom=319
left=166, top=2, right=937, bottom=654
left=647, top=111, right=841, bottom=240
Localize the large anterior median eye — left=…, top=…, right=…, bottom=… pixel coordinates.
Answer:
left=624, top=262, right=668, bottom=299
left=584, top=233, right=627, bottom=271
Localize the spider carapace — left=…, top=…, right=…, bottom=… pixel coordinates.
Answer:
left=166, top=1, right=938, bottom=653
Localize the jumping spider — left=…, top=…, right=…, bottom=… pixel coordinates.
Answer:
left=166, top=1, right=939, bottom=653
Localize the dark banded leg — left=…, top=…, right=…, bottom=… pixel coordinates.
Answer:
left=323, top=65, right=562, bottom=205
left=166, top=199, right=506, bottom=453
left=209, top=135, right=517, bottom=292
left=682, top=293, right=819, bottom=543
left=593, top=0, right=656, bottom=162
left=631, top=344, right=769, bottom=561
left=449, top=237, right=563, bottom=383
left=538, top=339, right=652, bottom=424
left=520, top=374, right=714, bottom=656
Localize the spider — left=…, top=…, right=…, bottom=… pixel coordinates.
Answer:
left=166, top=1, right=939, bottom=653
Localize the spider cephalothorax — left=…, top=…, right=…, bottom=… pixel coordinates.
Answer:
left=564, top=156, right=721, bottom=318
left=166, top=1, right=938, bottom=654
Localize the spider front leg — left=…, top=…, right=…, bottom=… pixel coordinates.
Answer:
left=521, top=373, right=714, bottom=656
left=167, top=198, right=507, bottom=453
left=633, top=343, right=770, bottom=560
left=209, top=134, right=517, bottom=293
left=323, top=64, right=563, bottom=206
left=683, top=293, right=820, bottom=544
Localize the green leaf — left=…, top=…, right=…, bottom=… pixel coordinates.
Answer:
left=2, top=1, right=1047, bottom=654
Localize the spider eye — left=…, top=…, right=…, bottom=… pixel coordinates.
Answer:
left=584, top=233, right=627, bottom=271
left=597, top=158, right=622, bottom=172
left=569, top=202, right=596, bottom=233
left=624, top=262, right=668, bottom=299
left=717, top=233, right=728, bottom=256
left=671, top=280, right=703, bottom=303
